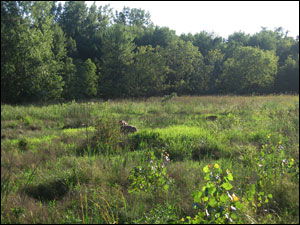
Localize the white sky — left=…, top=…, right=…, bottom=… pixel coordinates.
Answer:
left=84, top=1, right=299, bottom=39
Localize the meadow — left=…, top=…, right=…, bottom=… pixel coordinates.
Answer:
left=1, top=95, right=299, bottom=224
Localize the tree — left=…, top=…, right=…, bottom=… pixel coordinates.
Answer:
left=149, top=26, right=177, bottom=48
left=99, top=24, right=136, bottom=98
left=1, top=1, right=64, bottom=103
left=114, top=6, right=153, bottom=27
left=216, top=46, right=278, bottom=94
left=114, top=7, right=154, bottom=48
left=69, top=58, right=97, bottom=99
left=51, top=23, right=68, bottom=92
left=61, top=57, right=77, bottom=100
left=276, top=35, right=298, bottom=67
left=163, top=39, right=210, bottom=95
left=52, top=24, right=67, bottom=62
left=227, top=31, right=250, bottom=46
left=59, top=1, right=87, bottom=39
left=275, top=55, right=299, bottom=93
left=50, top=1, right=63, bottom=24
left=58, top=1, right=87, bottom=60
left=59, top=1, right=112, bottom=63
left=1, top=1, right=24, bottom=102
left=224, top=31, right=250, bottom=59
left=192, top=31, right=224, bottom=58
left=83, top=58, right=97, bottom=97
left=126, top=45, right=168, bottom=97
left=79, top=2, right=112, bottom=61
left=206, top=49, right=224, bottom=93
left=179, top=33, right=195, bottom=43
left=248, top=27, right=277, bottom=51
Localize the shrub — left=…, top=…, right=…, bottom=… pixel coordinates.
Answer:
left=92, top=116, right=124, bottom=154
left=183, top=163, right=244, bottom=224
left=128, top=150, right=173, bottom=197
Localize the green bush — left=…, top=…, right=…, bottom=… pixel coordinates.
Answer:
left=92, top=116, right=124, bottom=155
left=183, top=163, right=244, bottom=224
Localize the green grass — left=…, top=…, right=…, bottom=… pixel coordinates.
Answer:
left=1, top=95, right=299, bottom=224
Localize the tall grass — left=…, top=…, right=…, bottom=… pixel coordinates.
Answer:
left=1, top=95, right=299, bottom=224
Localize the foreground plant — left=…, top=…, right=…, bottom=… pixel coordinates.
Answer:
left=183, top=163, right=243, bottom=224
left=243, top=139, right=298, bottom=215
left=128, top=150, right=173, bottom=196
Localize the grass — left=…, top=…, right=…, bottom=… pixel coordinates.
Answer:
left=1, top=95, right=299, bottom=224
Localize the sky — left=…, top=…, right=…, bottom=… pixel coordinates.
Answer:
left=83, top=1, right=299, bottom=39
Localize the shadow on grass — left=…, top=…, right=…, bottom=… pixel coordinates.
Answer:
left=23, top=179, right=69, bottom=202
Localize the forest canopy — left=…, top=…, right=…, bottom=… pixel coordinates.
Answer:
left=1, top=1, right=299, bottom=103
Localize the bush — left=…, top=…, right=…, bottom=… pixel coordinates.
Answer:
left=92, top=116, right=124, bottom=154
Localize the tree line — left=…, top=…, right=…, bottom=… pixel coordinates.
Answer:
left=1, top=1, right=299, bottom=103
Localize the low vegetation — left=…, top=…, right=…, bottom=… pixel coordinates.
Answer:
left=1, top=95, right=299, bottom=224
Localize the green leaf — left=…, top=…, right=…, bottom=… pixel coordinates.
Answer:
left=203, top=165, right=210, bottom=173
left=202, top=196, right=209, bottom=202
left=231, top=212, right=238, bottom=220
left=163, top=184, right=169, bottom=191
left=204, top=174, right=210, bottom=181
left=267, top=194, right=273, bottom=199
left=235, top=201, right=243, bottom=209
left=209, top=198, right=217, bottom=207
left=193, top=191, right=202, bottom=203
left=227, top=173, right=233, bottom=181
left=208, top=187, right=216, bottom=195
left=220, top=194, right=229, bottom=203
left=162, top=167, right=167, bottom=175
left=250, top=184, right=256, bottom=195
left=221, top=182, right=233, bottom=190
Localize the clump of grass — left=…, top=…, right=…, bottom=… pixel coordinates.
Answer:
left=129, top=130, right=164, bottom=150
left=89, top=116, right=125, bottom=155
left=18, top=138, right=29, bottom=152
left=129, top=126, right=228, bottom=161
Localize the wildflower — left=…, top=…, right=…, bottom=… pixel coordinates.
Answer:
left=226, top=169, right=230, bottom=174
left=227, top=191, right=233, bottom=201
left=165, top=156, right=170, bottom=162
left=232, top=194, right=239, bottom=202
left=163, top=150, right=170, bottom=157
left=151, top=165, right=158, bottom=170
left=214, top=163, right=220, bottom=169
left=205, top=209, right=210, bottom=217
left=258, top=164, right=263, bottom=168
left=208, top=164, right=212, bottom=168
left=230, top=206, right=237, bottom=211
